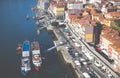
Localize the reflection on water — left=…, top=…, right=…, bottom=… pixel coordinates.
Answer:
left=0, top=0, right=77, bottom=78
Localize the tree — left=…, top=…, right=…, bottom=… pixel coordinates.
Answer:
left=51, top=21, right=59, bottom=26
left=111, top=20, right=120, bottom=36
left=111, top=20, right=120, bottom=32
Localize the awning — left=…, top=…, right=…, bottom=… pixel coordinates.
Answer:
left=97, top=47, right=103, bottom=51
left=96, top=46, right=104, bottom=52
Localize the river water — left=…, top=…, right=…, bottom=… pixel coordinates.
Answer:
left=0, top=0, right=77, bottom=78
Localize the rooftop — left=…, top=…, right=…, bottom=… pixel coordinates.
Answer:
left=50, top=0, right=65, bottom=8
left=109, top=12, right=120, bottom=17
left=68, top=14, right=97, bottom=27
left=102, top=25, right=120, bottom=52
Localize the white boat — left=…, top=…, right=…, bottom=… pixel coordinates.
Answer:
left=31, top=41, right=42, bottom=71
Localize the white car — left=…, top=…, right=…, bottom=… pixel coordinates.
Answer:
left=71, top=38, right=76, bottom=42
left=74, top=42, right=81, bottom=47
left=82, top=72, right=91, bottom=78
left=74, top=60, right=81, bottom=67
left=79, top=58, right=86, bottom=62
left=74, top=52, right=79, bottom=57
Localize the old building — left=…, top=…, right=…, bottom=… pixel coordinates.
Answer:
left=67, top=12, right=99, bottom=44
left=100, top=25, right=120, bottom=72
left=49, top=0, right=66, bottom=20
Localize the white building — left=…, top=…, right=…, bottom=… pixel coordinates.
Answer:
left=89, top=0, right=101, bottom=4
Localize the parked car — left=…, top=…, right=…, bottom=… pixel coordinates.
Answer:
left=74, top=52, right=79, bottom=57
left=99, top=51, right=114, bottom=64
left=74, top=60, right=81, bottom=68
left=71, top=38, right=76, bottom=42
left=74, top=42, right=81, bottom=47
left=82, top=72, right=91, bottom=78
left=79, top=58, right=88, bottom=66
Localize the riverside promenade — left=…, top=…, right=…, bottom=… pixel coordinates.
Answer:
left=46, top=25, right=84, bottom=78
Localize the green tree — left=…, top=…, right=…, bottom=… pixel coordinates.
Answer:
left=111, top=20, right=120, bottom=32
left=51, top=21, right=59, bottom=26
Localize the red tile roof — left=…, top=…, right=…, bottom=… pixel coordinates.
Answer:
left=90, top=9, right=97, bottom=15
left=109, top=12, right=120, bottom=17
left=68, top=14, right=97, bottom=27
left=102, top=25, right=120, bottom=52
left=103, top=0, right=120, bottom=2
left=50, top=0, right=65, bottom=8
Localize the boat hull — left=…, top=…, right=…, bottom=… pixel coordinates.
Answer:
left=21, top=40, right=31, bottom=76
left=31, top=41, right=42, bottom=71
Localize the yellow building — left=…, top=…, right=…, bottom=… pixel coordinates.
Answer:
left=49, top=0, right=65, bottom=20
left=55, top=7, right=65, bottom=19
left=85, top=34, right=93, bottom=43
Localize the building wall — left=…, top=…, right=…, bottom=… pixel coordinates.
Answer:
left=100, top=34, right=120, bottom=73
left=44, top=2, right=49, bottom=10
left=68, top=9, right=81, bottom=14
left=103, top=19, right=112, bottom=27
left=67, top=3, right=74, bottom=9
left=89, top=0, right=101, bottom=4
left=67, top=2, right=83, bottom=9
left=57, top=8, right=64, bottom=11
left=101, top=37, right=111, bottom=51
left=85, top=34, right=93, bottom=43
left=85, top=26, right=94, bottom=43
left=112, top=49, right=120, bottom=72
left=56, top=7, right=65, bottom=20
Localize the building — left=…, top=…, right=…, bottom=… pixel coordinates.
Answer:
left=101, top=4, right=117, bottom=13
left=67, top=12, right=97, bottom=43
left=103, top=12, right=120, bottom=27
left=100, top=25, right=120, bottom=73
left=67, top=1, right=83, bottom=10
left=108, top=0, right=120, bottom=6
left=89, top=0, right=102, bottom=4
left=37, top=0, right=49, bottom=10
left=49, top=0, right=66, bottom=20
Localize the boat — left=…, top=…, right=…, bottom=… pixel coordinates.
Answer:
left=21, top=40, right=31, bottom=76
left=16, top=43, right=22, bottom=54
left=26, top=15, right=30, bottom=20
left=37, top=29, right=40, bottom=35
left=31, top=41, right=42, bottom=71
left=32, top=16, right=36, bottom=20
left=36, top=21, right=39, bottom=26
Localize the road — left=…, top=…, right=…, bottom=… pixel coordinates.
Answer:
left=65, top=22, right=120, bottom=78
left=60, top=27, right=109, bottom=78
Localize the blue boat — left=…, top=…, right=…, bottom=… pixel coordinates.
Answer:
left=21, top=40, right=31, bottom=76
